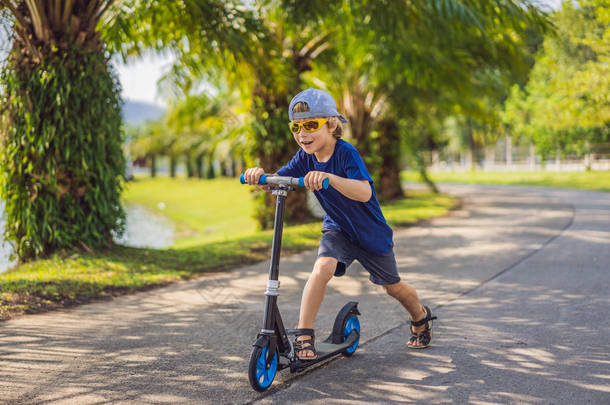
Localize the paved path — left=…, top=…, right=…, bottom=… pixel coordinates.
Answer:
left=1, top=185, right=608, bottom=404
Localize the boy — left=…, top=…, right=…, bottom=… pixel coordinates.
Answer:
left=243, top=88, right=436, bottom=360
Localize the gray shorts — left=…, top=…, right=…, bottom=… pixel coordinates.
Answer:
left=317, top=230, right=401, bottom=285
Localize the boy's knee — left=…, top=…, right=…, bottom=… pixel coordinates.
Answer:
left=312, top=257, right=338, bottom=281
left=383, top=281, right=403, bottom=298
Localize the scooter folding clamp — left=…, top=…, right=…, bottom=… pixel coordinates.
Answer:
left=265, top=280, right=280, bottom=296
left=272, top=189, right=288, bottom=197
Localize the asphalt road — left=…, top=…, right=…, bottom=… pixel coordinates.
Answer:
left=1, top=184, right=608, bottom=404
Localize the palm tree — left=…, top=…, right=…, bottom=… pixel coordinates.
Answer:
left=0, top=0, right=260, bottom=260
left=165, top=90, right=240, bottom=179
left=237, top=6, right=334, bottom=229
left=299, top=0, right=550, bottom=197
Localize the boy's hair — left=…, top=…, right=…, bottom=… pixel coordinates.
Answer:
left=292, top=102, right=343, bottom=138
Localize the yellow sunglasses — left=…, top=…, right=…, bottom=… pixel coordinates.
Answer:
left=288, top=118, right=328, bottom=135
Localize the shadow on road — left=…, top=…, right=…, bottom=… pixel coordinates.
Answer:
left=4, top=185, right=607, bottom=405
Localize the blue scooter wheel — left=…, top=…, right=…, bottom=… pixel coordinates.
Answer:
left=342, top=314, right=360, bottom=357
left=248, top=344, right=278, bottom=392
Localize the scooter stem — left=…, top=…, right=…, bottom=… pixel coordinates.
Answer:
left=269, top=188, right=287, bottom=281
left=262, top=188, right=287, bottom=331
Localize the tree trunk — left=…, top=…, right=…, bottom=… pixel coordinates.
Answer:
left=414, top=152, right=439, bottom=194
left=185, top=153, right=194, bottom=178
left=170, top=156, right=177, bottom=178
left=196, top=154, right=204, bottom=178
left=206, top=154, right=215, bottom=179
left=250, top=85, right=312, bottom=228
left=377, top=119, right=403, bottom=201
left=344, top=91, right=377, bottom=182
left=0, top=39, right=125, bottom=260
left=150, top=154, right=157, bottom=178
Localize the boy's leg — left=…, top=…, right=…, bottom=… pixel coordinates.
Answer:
left=383, top=281, right=428, bottom=347
left=354, top=246, right=433, bottom=348
left=296, top=256, right=338, bottom=358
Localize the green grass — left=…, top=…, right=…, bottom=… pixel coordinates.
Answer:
left=0, top=177, right=458, bottom=321
left=123, top=177, right=258, bottom=246
left=402, top=170, right=610, bottom=192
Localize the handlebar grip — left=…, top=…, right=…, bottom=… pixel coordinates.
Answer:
left=240, top=173, right=268, bottom=185
left=297, top=177, right=329, bottom=189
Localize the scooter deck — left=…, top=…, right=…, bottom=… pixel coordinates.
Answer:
left=289, top=330, right=359, bottom=372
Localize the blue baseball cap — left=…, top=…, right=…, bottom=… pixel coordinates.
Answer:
left=288, top=88, right=348, bottom=123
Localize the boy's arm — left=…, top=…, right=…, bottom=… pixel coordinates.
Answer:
left=330, top=175, right=372, bottom=202
left=304, top=171, right=372, bottom=202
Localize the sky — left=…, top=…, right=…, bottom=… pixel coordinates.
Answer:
left=113, top=53, right=174, bottom=108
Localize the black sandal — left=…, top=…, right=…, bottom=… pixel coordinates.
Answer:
left=288, top=328, right=318, bottom=360
left=407, top=305, right=437, bottom=349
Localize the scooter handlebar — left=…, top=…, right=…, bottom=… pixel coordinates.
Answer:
left=240, top=174, right=329, bottom=190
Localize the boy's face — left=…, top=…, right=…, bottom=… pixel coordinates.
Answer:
left=291, top=118, right=338, bottom=154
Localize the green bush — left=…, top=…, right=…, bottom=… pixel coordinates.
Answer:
left=0, top=45, right=125, bottom=260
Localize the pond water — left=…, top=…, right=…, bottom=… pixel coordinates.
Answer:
left=0, top=194, right=324, bottom=273
left=0, top=204, right=174, bottom=273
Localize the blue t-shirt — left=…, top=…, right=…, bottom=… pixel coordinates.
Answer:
left=277, top=139, right=393, bottom=255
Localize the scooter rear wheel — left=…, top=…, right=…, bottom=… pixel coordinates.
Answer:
left=248, top=344, right=278, bottom=392
left=342, top=314, right=360, bottom=357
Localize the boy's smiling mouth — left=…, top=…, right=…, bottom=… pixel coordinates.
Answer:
left=301, top=140, right=313, bottom=146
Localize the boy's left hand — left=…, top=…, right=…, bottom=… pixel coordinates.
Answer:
left=304, top=171, right=332, bottom=191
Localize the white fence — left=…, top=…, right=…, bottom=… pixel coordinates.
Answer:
left=428, top=137, right=610, bottom=172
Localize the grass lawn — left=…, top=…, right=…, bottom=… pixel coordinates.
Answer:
left=122, top=177, right=259, bottom=246
left=402, top=170, right=610, bottom=192
left=0, top=177, right=458, bottom=321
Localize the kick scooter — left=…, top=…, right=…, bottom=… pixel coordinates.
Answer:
left=240, top=174, right=361, bottom=392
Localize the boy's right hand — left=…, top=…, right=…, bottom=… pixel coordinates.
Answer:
left=243, top=167, right=269, bottom=190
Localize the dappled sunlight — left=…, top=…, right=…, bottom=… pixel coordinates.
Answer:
left=263, top=184, right=609, bottom=403
left=2, top=185, right=608, bottom=403
left=274, top=276, right=608, bottom=403
left=566, top=381, right=610, bottom=393
left=141, top=393, right=194, bottom=403
left=470, top=392, right=545, bottom=404
left=219, top=355, right=243, bottom=362
left=119, top=354, right=158, bottom=363
left=0, top=251, right=400, bottom=403
left=432, top=241, right=522, bottom=258
left=338, top=279, right=369, bottom=298
left=566, top=229, right=610, bottom=244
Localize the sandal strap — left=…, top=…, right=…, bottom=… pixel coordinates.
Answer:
left=410, top=305, right=437, bottom=327
left=292, top=331, right=318, bottom=360
left=286, top=328, right=315, bottom=337
left=294, top=339, right=315, bottom=349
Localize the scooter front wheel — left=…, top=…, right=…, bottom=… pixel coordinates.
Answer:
left=248, top=344, right=278, bottom=392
